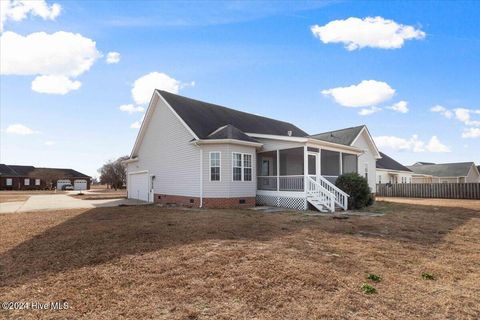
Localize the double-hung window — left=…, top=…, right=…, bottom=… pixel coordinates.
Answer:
left=210, top=152, right=221, bottom=181
left=232, top=153, right=252, bottom=181
left=6, top=178, right=12, bottom=186
left=35, top=179, right=41, bottom=186
left=24, top=178, right=30, bottom=186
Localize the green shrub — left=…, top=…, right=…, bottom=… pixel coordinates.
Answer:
left=421, top=272, right=435, bottom=280
left=367, top=273, right=381, bottom=282
left=361, top=283, right=377, bottom=294
left=335, top=173, right=373, bottom=209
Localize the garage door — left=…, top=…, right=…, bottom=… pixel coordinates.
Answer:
left=74, top=179, right=88, bottom=190
left=57, top=179, right=71, bottom=190
left=128, top=172, right=149, bottom=202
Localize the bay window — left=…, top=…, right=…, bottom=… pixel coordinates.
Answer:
left=210, top=152, right=221, bottom=181
left=232, top=153, right=252, bottom=181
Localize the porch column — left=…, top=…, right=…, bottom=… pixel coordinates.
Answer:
left=303, top=145, right=308, bottom=192
left=276, top=150, right=280, bottom=192
left=339, top=152, right=343, bottom=176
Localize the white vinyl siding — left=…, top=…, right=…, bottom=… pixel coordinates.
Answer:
left=24, top=178, right=30, bottom=186
left=352, top=130, right=377, bottom=192
left=210, top=152, right=221, bottom=181
left=6, top=178, right=12, bottom=186
left=127, top=97, right=200, bottom=197
left=201, top=144, right=257, bottom=198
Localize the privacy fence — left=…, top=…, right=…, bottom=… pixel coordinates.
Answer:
left=376, top=183, right=480, bottom=199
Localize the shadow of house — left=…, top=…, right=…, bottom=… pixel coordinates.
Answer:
left=0, top=203, right=477, bottom=288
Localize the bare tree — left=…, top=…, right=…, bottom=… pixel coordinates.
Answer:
left=98, top=156, right=129, bottom=190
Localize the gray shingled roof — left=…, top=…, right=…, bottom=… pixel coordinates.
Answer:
left=376, top=152, right=412, bottom=172
left=206, top=125, right=260, bottom=143
left=0, top=164, right=90, bottom=178
left=309, top=125, right=365, bottom=146
left=158, top=90, right=308, bottom=139
left=407, top=162, right=474, bottom=177
left=0, top=164, right=20, bottom=176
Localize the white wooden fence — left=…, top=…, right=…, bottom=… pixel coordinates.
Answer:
left=376, top=183, right=480, bottom=199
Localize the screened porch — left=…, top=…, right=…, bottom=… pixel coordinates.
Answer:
left=256, top=147, right=357, bottom=192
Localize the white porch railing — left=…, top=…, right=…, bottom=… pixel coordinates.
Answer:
left=257, top=175, right=304, bottom=192
left=310, top=175, right=349, bottom=210
left=306, top=176, right=335, bottom=212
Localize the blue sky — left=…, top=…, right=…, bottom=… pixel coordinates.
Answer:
left=1, top=0, right=479, bottom=177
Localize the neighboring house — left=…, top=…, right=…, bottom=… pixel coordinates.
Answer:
left=309, top=125, right=381, bottom=191
left=0, top=164, right=91, bottom=190
left=407, top=162, right=480, bottom=183
left=376, top=152, right=413, bottom=184
left=412, top=161, right=435, bottom=166
left=124, top=90, right=380, bottom=212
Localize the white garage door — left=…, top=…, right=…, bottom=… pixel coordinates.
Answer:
left=74, top=179, right=87, bottom=190
left=57, top=179, right=71, bottom=190
left=128, top=172, right=149, bottom=202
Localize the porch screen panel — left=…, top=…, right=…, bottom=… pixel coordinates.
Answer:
left=321, top=150, right=340, bottom=176
left=342, top=153, right=357, bottom=174
left=279, top=147, right=303, bottom=176
left=257, top=151, right=277, bottom=176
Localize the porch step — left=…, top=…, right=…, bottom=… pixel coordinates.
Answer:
left=307, top=197, right=329, bottom=212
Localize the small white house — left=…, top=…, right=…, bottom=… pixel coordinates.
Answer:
left=408, top=162, right=480, bottom=183
left=376, top=152, right=413, bottom=184
left=124, top=90, right=380, bottom=212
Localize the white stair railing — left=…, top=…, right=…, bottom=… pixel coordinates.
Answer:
left=306, top=176, right=335, bottom=212
left=310, top=175, right=349, bottom=210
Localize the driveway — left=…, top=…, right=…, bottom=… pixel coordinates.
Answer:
left=0, top=194, right=148, bottom=214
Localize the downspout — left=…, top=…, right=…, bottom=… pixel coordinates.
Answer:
left=193, top=141, right=203, bottom=208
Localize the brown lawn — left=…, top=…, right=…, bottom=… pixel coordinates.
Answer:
left=0, top=201, right=479, bottom=319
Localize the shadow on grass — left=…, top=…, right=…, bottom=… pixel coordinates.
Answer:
left=0, top=202, right=477, bottom=288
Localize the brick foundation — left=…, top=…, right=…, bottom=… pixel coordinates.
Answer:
left=154, top=194, right=255, bottom=208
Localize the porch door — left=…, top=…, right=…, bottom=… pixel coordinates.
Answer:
left=307, top=152, right=319, bottom=180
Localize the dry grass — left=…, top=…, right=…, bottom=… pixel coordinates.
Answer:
left=377, top=197, right=480, bottom=211
left=0, top=194, right=30, bottom=203
left=0, top=201, right=479, bottom=319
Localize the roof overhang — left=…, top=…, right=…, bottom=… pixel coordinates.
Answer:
left=246, top=133, right=363, bottom=154
left=122, top=157, right=139, bottom=164
left=193, top=139, right=263, bottom=148
left=376, top=168, right=413, bottom=174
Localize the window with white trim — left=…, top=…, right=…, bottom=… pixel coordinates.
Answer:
left=6, top=178, right=12, bottom=186
left=364, top=163, right=368, bottom=181
left=24, top=178, right=30, bottom=185
left=210, top=152, right=221, bottom=181
left=378, top=175, right=381, bottom=184
left=35, top=179, right=41, bottom=186
left=232, top=153, right=252, bottom=181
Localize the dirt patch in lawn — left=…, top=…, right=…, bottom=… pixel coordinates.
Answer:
left=377, top=197, right=480, bottom=211
left=0, top=202, right=479, bottom=319
left=0, top=194, right=30, bottom=203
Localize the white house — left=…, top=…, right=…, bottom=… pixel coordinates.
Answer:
left=376, top=152, right=413, bottom=184
left=407, top=162, right=480, bottom=183
left=124, top=90, right=380, bottom=212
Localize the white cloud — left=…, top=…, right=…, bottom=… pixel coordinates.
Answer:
left=388, top=100, right=409, bottom=113
left=311, top=16, right=425, bottom=50
left=374, top=134, right=450, bottom=153
left=132, top=72, right=181, bottom=105
left=0, top=31, right=100, bottom=94
left=5, top=124, right=38, bottom=135
left=430, top=105, right=452, bottom=118
left=130, top=115, right=145, bottom=129
left=106, top=51, right=120, bottom=64
left=1, top=31, right=100, bottom=76
left=0, top=0, right=61, bottom=32
left=425, top=136, right=450, bottom=152
left=454, top=108, right=480, bottom=126
left=322, top=80, right=395, bottom=107
left=119, top=104, right=144, bottom=114
left=31, top=75, right=81, bottom=94
left=358, top=106, right=381, bottom=116
left=130, top=121, right=142, bottom=129
left=45, top=141, right=55, bottom=146
left=462, top=128, right=480, bottom=138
